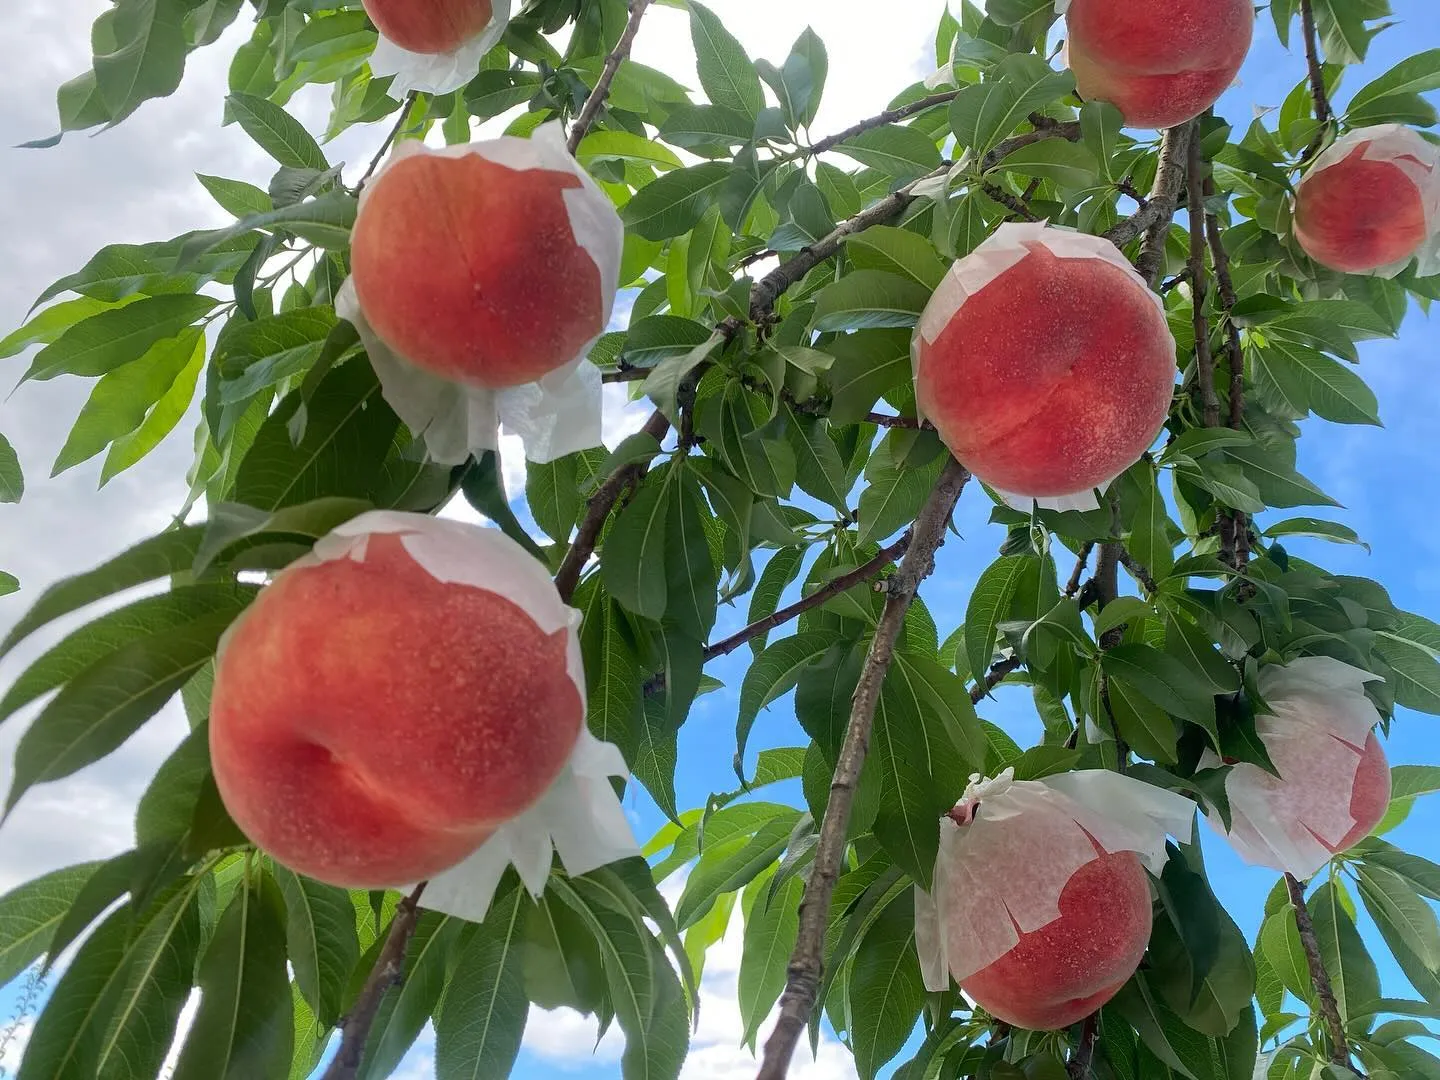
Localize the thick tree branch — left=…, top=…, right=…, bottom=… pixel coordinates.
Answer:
left=322, top=883, right=426, bottom=1080
left=807, top=91, right=962, bottom=156
left=756, top=458, right=971, bottom=1080
left=1299, top=0, right=1334, bottom=161
left=1105, top=124, right=1192, bottom=262
left=567, top=0, right=653, bottom=154
left=702, top=532, right=913, bottom=662
left=1187, top=132, right=1222, bottom=429
left=1067, top=1013, right=1099, bottom=1079
left=1203, top=181, right=1252, bottom=570
left=1285, top=873, right=1360, bottom=1075
left=554, top=409, right=673, bottom=603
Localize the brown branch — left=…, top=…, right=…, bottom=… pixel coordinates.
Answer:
left=864, top=412, right=928, bottom=430
left=601, top=367, right=649, bottom=383
left=554, top=408, right=672, bottom=603
left=322, top=883, right=426, bottom=1080
left=1203, top=185, right=1245, bottom=432
left=1187, top=129, right=1222, bottom=429
left=971, top=655, right=1022, bottom=704
left=979, top=117, right=1082, bottom=173
left=1065, top=543, right=1095, bottom=599
left=981, top=181, right=1040, bottom=221
left=357, top=92, right=418, bottom=191
left=1105, top=124, right=1192, bottom=264
left=807, top=91, right=962, bottom=156
left=1117, top=547, right=1158, bottom=596
left=702, top=532, right=912, bottom=662
left=1285, top=873, right=1360, bottom=1075
left=1067, top=1013, right=1099, bottom=1079
left=1299, top=0, right=1335, bottom=162
left=566, top=0, right=653, bottom=154
left=756, top=458, right=972, bottom=1080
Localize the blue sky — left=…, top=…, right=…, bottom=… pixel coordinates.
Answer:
left=0, top=2, right=1438, bottom=1079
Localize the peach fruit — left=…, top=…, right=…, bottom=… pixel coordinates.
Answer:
left=961, top=846, right=1152, bottom=1030
left=1294, top=129, right=1438, bottom=274
left=210, top=533, right=583, bottom=888
left=1062, top=0, right=1255, bottom=129
left=363, top=0, right=495, bottom=55
left=350, top=148, right=606, bottom=388
left=913, top=225, right=1175, bottom=502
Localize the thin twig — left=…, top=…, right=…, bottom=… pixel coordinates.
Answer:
left=756, top=459, right=972, bottom=1080
left=1104, top=125, right=1192, bottom=262
left=807, top=91, right=962, bottom=156
left=701, top=532, right=912, bottom=662
left=1187, top=129, right=1222, bottom=429
left=1117, top=547, right=1158, bottom=596
left=1285, top=874, right=1360, bottom=1075
left=971, top=656, right=1023, bottom=704
left=978, top=117, right=1082, bottom=173
left=1299, top=0, right=1334, bottom=162
left=357, top=92, right=418, bottom=191
left=981, top=181, right=1040, bottom=221
left=554, top=409, right=672, bottom=603
left=864, top=412, right=928, bottom=430
left=1203, top=183, right=1244, bottom=432
left=322, top=883, right=426, bottom=1080
left=566, top=0, right=654, bottom=154
left=1067, top=1012, right=1099, bottom=1079
left=1064, top=543, right=1095, bottom=599
left=601, top=367, right=650, bottom=383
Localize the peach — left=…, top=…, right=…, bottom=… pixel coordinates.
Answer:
left=350, top=148, right=606, bottom=388
left=961, top=847, right=1152, bottom=1030
left=1061, top=0, right=1254, bottom=129
left=913, top=223, right=1175, bottom=503
left=210, top=532, right=583, bottom=888
left=1208, top=657, right=1391, bottom=878
left=1294, top=128, right=1439, bottom=274
left=363, top=0, right=495, bottom=55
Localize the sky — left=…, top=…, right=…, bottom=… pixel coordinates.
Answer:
left=0, top=1, right=1438, bottom=1078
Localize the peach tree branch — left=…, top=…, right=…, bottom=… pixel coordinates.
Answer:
left=1187, top=130, right=1223, bottom=429
left=756, top=457, right=972, bottom=1080
left=322, top=883, right=427, bottom=1080
left=356, top=91, right=419, bottom=192
left=567, top=0, right=654, bottom=154
left=1285, top=873, right=1361, bottom=1075
left=1299, top=0, right=1335, bottom=161
left=806, top=90, right=963, bottom=156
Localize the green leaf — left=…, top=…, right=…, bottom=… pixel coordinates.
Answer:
left=355, top=913, right=465, bottom=1080
left=171, top=871, right=292, bottom=1080
left=1225, top=444, right=1339, bottom=509
left=0, top=433, right=23, bottom=503
left=736, top=633, right=834, bottom=779
left=1250, top=341, right=1382, bottom=427
left=0, top=582, right=256, bottom=725
left=196, top=174, right=272, bottom=219
left=621, top=163, right=734, bottom=241
left=578, top=581, right=645, bottom=767
left=831, top=124, right=942, bottom=178
left=746, top=548, right=806, bottom=656
left=102, top=329, right=206, bottom=483
left=665, top=470, right=719, bottom=640
left=949, top=54, right=1074, bottom=154
left=1357, top=865, right=1440, bottom=971
left=526, top=449, right=604, bottom=545
left=52, top=328, right=205, bottom=476
left=845, top=226, right=948, bottom=290
left=858, top=440, right=944, bottom=546
left=965, top=555, right=1035, bottom=685
left=689, top=1, right=764, bottom=118
left=1263, top=517, right=1368, bottom=550
left=435, top=888, right=529, bottom=1080
left=674, top=813, right=798, bottom=930
left=0, top=525, right=204, bottom=658
left=812, top=269, right=931, bottom=332
left=717, top=383, right=794, bottom=498
left=24, top=295, right=216, bottom=382
left=602, top=470, right=671, bottom=621
left=16, top=903, right=134, bottom=1080
left=0, top=862, right=101, bottom=986
left=226, top=92, right=328, bottom=169
left=0, top=297, right=125, bottom=361
left=95, top=876, right=207, bottom=1080
left=1103, top=644, right=1219, bottom=732
left=738, top=875, right=802, bottom=1048
left=849, top=891, right=926, bottom=1080
left=991, top=139, right=1100, bottom=187
left=230, top=358, right=399, bottom=511
left=92, top=0, right=190, bottom=124
left=1309, top=881, right=1382, bottom=1022
left=1374, top=633, right=1440, bottom=716
left=577, top=130, right=683, bottom=170
left=7, top=604, right=243, bottom=812
left=824, top=329, right=912, bottom=426
left=273, top=867, right=359, bottom=1027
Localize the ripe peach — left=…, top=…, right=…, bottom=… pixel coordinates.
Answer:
left=350, top=147, right=607, bottom=389
left=1061, top=0, right=1254, bottom=129
left=1209, top=658, right=1392, bottom=877
left=961, top=847, right=1152, bottom=1030
left=210, top=532, right=583, bottom=888
left=1294, top=128, right=1439, bottom=274
left=913, top=224, right=1175, bottom=503
left=363, top=0, right=495, bottom=55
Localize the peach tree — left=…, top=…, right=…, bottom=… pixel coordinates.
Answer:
left=0, top=1, right=1438, bottom=1079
